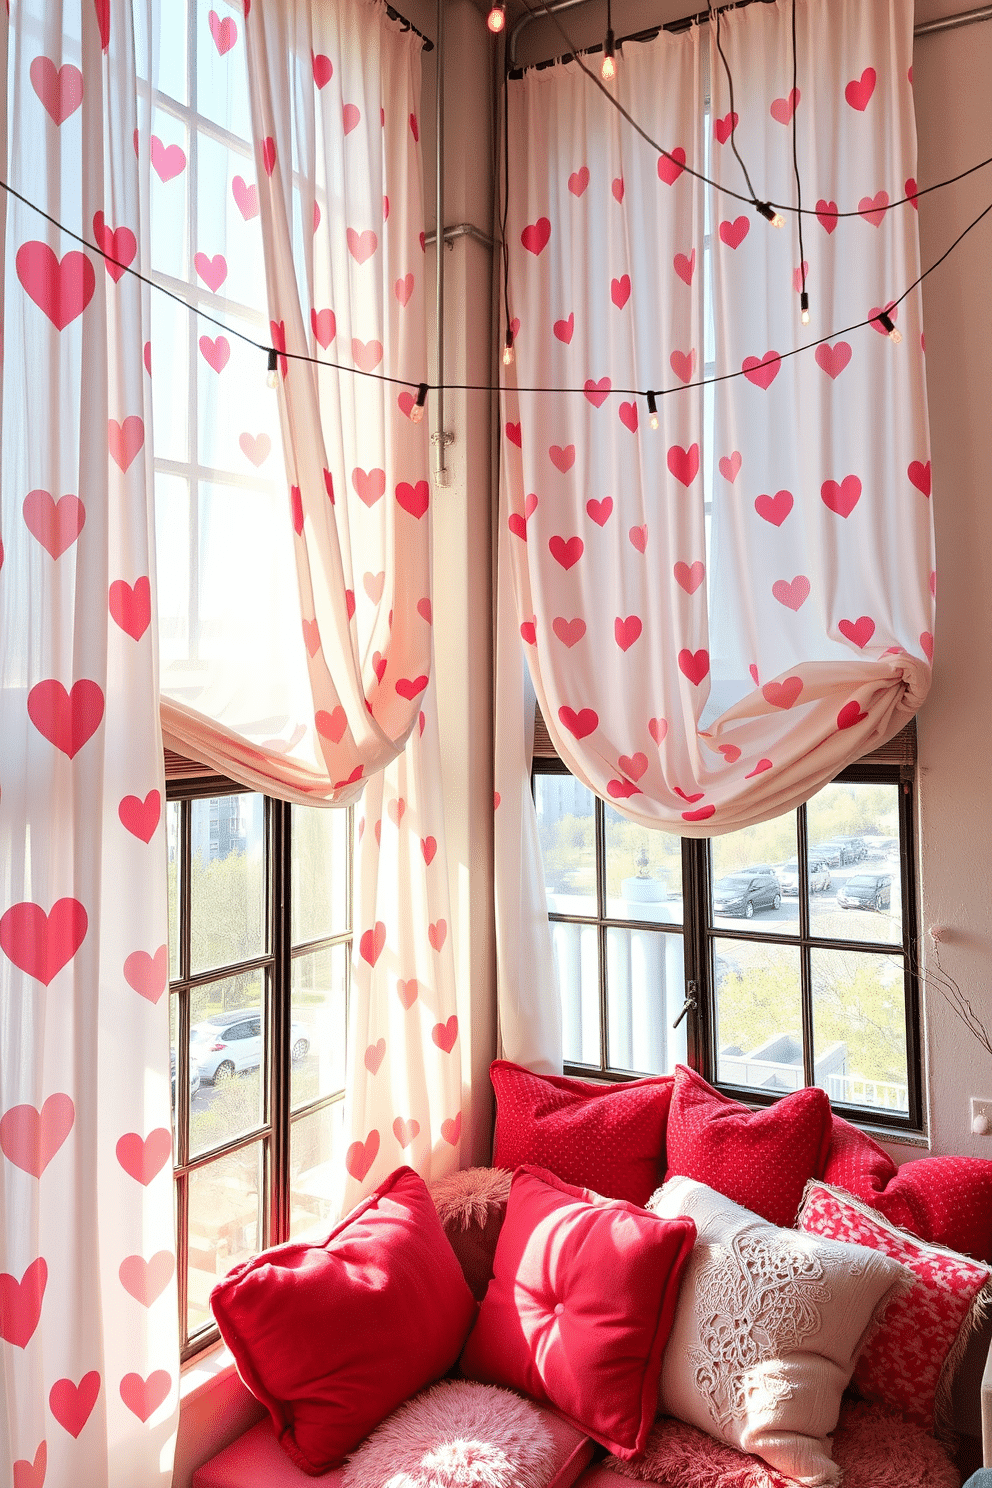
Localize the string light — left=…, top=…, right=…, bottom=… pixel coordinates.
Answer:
left=502, top=328, right=515, bottom=366
left=601, top=30, right=616, bottom=81
left=410, top=382, right=429, bottom=422
left=647, top=390, right=659, bottom=429
left=800, top=291, right=810, bottom=326
left=487, top=1, right=506, bottom=32
left=875, top=309, right=903, bottom=343
left=790, top=0, right=809, bottom=329
left=755, top=201, right=786, bottom=228
left=266, top=347, right=280, bottom=388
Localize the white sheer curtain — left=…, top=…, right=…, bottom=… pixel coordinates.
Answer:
left=495, top=0, right=933, bottom=1069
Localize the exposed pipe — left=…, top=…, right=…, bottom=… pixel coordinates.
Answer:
left=424, top=221, right=496, bottom=250
left=433, top=0, right=451, bottom=486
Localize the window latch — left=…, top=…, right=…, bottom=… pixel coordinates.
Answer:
left=673, top=982, right=698, bottom=1030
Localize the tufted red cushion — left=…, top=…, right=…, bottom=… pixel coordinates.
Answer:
left=209, top=1167, right=477, bottom=1476
left=663, top=1065, right=832, bottom=1229
left=490, top=1060, right=673, bottom=1205
left=459, top=1165, right=696, bottom=1459
left=823, top=1115, right=992, bottom=1262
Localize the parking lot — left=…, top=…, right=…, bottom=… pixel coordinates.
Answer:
left=710, top=848, right=902, bottom=943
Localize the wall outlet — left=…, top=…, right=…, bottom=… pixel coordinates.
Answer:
left=971, top=1098, right=992, bottom=1136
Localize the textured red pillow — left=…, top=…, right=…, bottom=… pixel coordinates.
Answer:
left=459, top=1165, right=696, bottom=1459
left=664, top=1065, right=832, bottom=1228
left=824, top=1115, right=992, bottom=1262
left=490, top=1060, right=673, bottom=1205
left=210, top=1166, right=477, bottom=1475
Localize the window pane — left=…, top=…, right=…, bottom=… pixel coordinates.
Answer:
left=167, top=798, right=180, bottom=979
left=606, top=927, right=686, bottom=1075
left=291, top=945, right=348, bottom=1110
left=154, top=0, right=188, bottom=103
left=189, top=794, right=265, bottom=974
left=187, top=1142, right=263, bottom=1336
left=290, top=1102, right=345, bottom=1240
left=812, top=948, right=909, bottom=1114
left=170, top=993, right=179, bottom=1162
left=714, top=939, right=804, bottom=1094
left=188, top=970, right=266, bottom=1156
left=710, top=811, right=796, bottom=936
left=292, top=805, right=350, bottom=945
left=808, top=783, right=901, bottom=945
left=605, top=807, right=683, bottom=924
left=155, top=474, right=191, bottom=669
left=535, top=774, right=597, bottom=916
left=553, top=920, right=600, bottom=1066
left=150, top=293, right=190, bottom=463
left=149, top=106, right=189, bottom=280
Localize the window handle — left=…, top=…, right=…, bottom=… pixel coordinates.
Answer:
left=673, top=982, right=698, bottom=1030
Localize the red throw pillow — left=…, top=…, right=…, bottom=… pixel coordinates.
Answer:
left=459, top=1165, right=696, bottom=1459
left=824, top=1115, right=992, bottom=1262
left=664, top=1065, right=832, bottom=1228
left=490, top=1060, right=673, bottom=1205
left=210, top=1166, right=477, bottom=1476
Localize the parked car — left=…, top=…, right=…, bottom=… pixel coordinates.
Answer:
left=813, top=839, right=859, bottom=866
left=713, top=870, right=782, bottom=918
left=833, top=835, right=868, bottom=861
left=170, top=1047, right=201, bottom=1106
left=779, top=857, right=831, bottom=895
left=191, top=1011, right=310, bottom=1083
left=837, top=873, right=892, bottom=911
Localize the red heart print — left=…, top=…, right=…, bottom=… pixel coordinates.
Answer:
left=745, top=758, right=773, bottom=779
left=719, top=451, right=741, bottom=482
left=144, top=341, right=152, bottom=375
left=108, top=415, right=145, bottom=471
left=568, top=166, right=590, bottom=196
left=240, top=433, right=271, bottom=466
left=232, top=175, right=258, bottom=219
left=421, top=835, right=437, bottom=864
left=920, top=631, right=934, bottom=663
left=629, top=524, right=648, bottom=553
left=519, top=620, right=536, bottom=645
left=0, top=1259, right=47, bottom=1347
left=194, top=251, right=227, bottom=292
left=13, top=1442, right=46, bottom=1488
left=510, top=317, right=520, bottom=338
left=30, top=57, right=84, bottom=124
left=208, top=9, right=238, bottom=54
left=905, top=177, right=919, bottom=210
left=586, top=496, right=612, bottom=524
left=346, top=1130, right=380, bottom=1181
left=611, top=275, right=631, bottom=310
left=772, top=574, right=811, bottom=610
left=420, top=232, right=427, bottom=253
left=94, top=0, right=111, bottom=47
left=387, top=797, right=406, bottom=826
left=116, top=1129, right=171, bottom=1185
left=549, top=445, right=575, bottom=474
left=395, top=675, right=428, bottom=700
left=374, top=821, right=381, bottom=845
left=845, top=66, right=876, bottom=111
left=312, top=50, right=333, bottom=87
left=16, top=243, right=95, bottom=330
left=816, top=199, right=838, bottom=233
left=0, top=900, right=87, bottom=986
left=398, top=390, right=416, bottom=419
left=109, top=576, right=151, bottom=640
left=397, top=978, right=419, bottom=1010
left=441, top=1113, right=462, bottom=1145
left=352, top=467, right=386, bottom=507
left=583, top=377, right=610, bottom=408
left=618, top=751, right=648, bottom=781
left=0, top=1094, right=75, bottom=1176
left=553, top=617, right=585, bottom=647
left=657, top=146, right=686, bottom=185
left=770, top=87, right=800, bottom=124
left=119, top=1251, right=174, bottom=1307
left=791, top=261, right=810, bottom=296
left=346, top=589, right=356, bottom=619
left=717, top=742, right=741, bottom=763
left=678, top=648, right=710, bottom=685
left=821, top=475, right=862, bottom=517
left=549, top=535, right=583, bottom=569
left=123, top=945, right=167, bottom=1004
left=615, top=615, right=642, bottom=651
left=762, top=677, right=804, bottom=709
left=417, top=597, right=432, bottom=624
left=869, top=301, right=898, bottom=335
left=360, top=922, right=387, bottom=966
left=742, top=351, right=781, bottom=389
left=396, top=481, right=429, bottom=518
left=719, top=216, right=749, bottom=250
left=508, top=514, right=527, bottom=541
left=674, top=249, right=695, bottom=285
left=409, top=113, right=419, bottom=142
left=521, top=217, right=551, bottom=255
left=198, top=333, right=230, bottom=373
left=837, top=700, right=868, bottom=730
left=120, top=1370, right=172, bottom=1423
left=858, top=191, right=889, bottom=227
left=28, top=680, right=104, bottom=758
left=619, top=401, right=638, bottom=433
left=505, top=422, right=522, bottom=447
left=428, top=920, right=448, bottom=952
left=667, top=442, right=699, bottom=486
left=714, top=111, right=739, bottom=144
left=432, top=1014, right=457, bottom=1051
left=290, top=485, right=304, bottom=536
left=50, top=1372, right=101, bottom=1437
left=558, top=706, right=598, bottom=740
left=393, top=1116, right=420, bottom=1147
left=150, top=136, right=186, bottom=181
left=908, top=460, right=931, bottom=496
left=648, top=717, right=668, bottom=745
left=302, top=618, right=320, bottom=657
left=815, top=341, right=852, bottom=379
left=839, top=616, right=876, bottom=649
left=683, top=805, right=716, bottom=822
left=343, top=103, right=361, bottom=135
left=22, top=490, right=85, bottom=558
left=395, top=273, right=414, bottom=307
left=314, top=200, right=323, bottom=232
left=316, top=705, right=347, bottom=744
left=364, top=1039, right=386, bottom=1074
left=930, top=570, right=937, bottom=598
left=261, top=137, right=277, bottom=175
left=754, top=490, right=793, bottom=526
left=674, top=560, right=705, bottom=594
left=670, top=349, right=695, bottom=384
left=608, top=778, right=642, bottom=799
left=347, top=228, right=378, bottom=263
left=612, top=177, right=624, bottom=203
left=674, top=787, right=704, bottom=804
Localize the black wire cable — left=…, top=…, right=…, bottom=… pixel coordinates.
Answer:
left=791, top=0, right=807, bottom=307
left=502, top=69, right=513, bottom=356
left=711, top=0, right=758, bottom=204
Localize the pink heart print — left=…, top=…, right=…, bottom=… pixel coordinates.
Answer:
left=553, top=617, right=585, bottom=647
left=816, top=199, right=839, bottom=233
left=837, top=700, right=869, bottom=730
left=667, top=443, right=699, bottom=487
left=28, top=680, right=105, bottom=758
left=346, top=1131, right=380, bottom=1181
left=13, top=1443, right=47, bottom=1488
left=431, top=1015, right=458, bottom=1052
left=678, top=649, right=709, bottom=685
left=311, top=307, right=336, bottom=347
left=316, top=705, right=347, bottom=743
left=554, top=312, right=574, bottom=343
left=611, top=275, right=631, bottom=310
left=365, top=1039, right=386, bottom=1074
left=908, top=460, right=931, bottom=496
left=549, top=535, right=583, bottom=569
left=718, top=451, right=741, bottom=482
left=312, top=51, right=333, bottom=88
left=109, top=576, right=151, bottom=640
left=657, top=146, right=686, bottom=184
left=118, top=1251, right=174, bottom=1306
left=397, top=978, right=419, bottom=1010
left=123, top=945, right=168, bottom=1004
left=0, top=1094, right=75, bottom=1176
left=428, top=920, right=448, bottom=952
left=674, top=560, right=705, bottom=593
left=441, top=1113, right=462, bottom=1145
left=719, top=216, right=749, bottom=250
left=49, top=1372, right=101, bottom=1438
left=754, top=490, right=793, bottom=526
left=845, top=67, right=876, bottom=111
left=821, top=475, right=862, bottom=517
left=108, top=415, right=145, bottom=471
left=396, top=481, right=429, bottom=518
left=150, top=136, right=186, bottom=181
left=615, top=615, right=642, bottom=651
left=22, top=490, right=85, bottom=558
left=839, top=616, right=876, bottom=649
left=770, top=87, right=800, bottom=124
left=232, top=175, right=259, bottom=219
left=858, top=191, right=889, bottom=227
left=742, top=351, right=782, bottom=389
left=521, top=217, right=551, bottom=255
left=208, top=9, right=238, bottom=54
left=343, top=103, right=361, bottom=135
left=714, top=111, right=738, bottom=144
left=583, top=378, right=611, bottom=408
left=393, top=1117, right=420, bottom=1147
left=815, top=341, right=852, bottom=379
left=30, top=57, right=84, bottom=124
left=16, top=242, right=95, bottom=329
left=568, top=166, right=590, bottom=196
left=119, top=1371, right=172, bottom=1423
left=772, top=575, right=811, bottom=610
left=586, top=496, right=612, bottom=524
left=558, top=706, right=598, bottom=739
left=670, top=349, right=695, bottom=383
left=360, top=921, right=387, bottom=966
left=674, top=249, right=695, bottom=285
left=347, top=228, right=378, bottom=263
left=762, top=677, right=804, bottom=709
left=194, top=251, right=227, bottom=292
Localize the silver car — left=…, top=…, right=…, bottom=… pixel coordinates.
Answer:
left=779, top=857, right=831, bottom=895
left=191, top=1011, right=310, bottom=1083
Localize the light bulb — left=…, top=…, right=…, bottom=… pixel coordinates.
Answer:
left=601, top=29, right=616, bottom=81
left=876, top=309, right=902, bottom=343
left=502, top=329, right=514, bottom=366
left=800, top=291, right=810, bottom=325
left=487, top=2, right=505, bottom=32
left=755, top=201, right=785, bottom=228
left=771, top=212, right=786, bottom=229
left=889, top=326, right=903, bottom=344
left=647, top=390, right=659, bottom=430
left=266, top=347, right=279, bottom=387
left=410, top=382, right=428, bottom=423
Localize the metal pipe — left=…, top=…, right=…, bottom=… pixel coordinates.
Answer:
left=424, top=221, right=496, bottom=249
left=915, top=4, right=992, bottom=37
left=433, top=0, right=449, bottom=486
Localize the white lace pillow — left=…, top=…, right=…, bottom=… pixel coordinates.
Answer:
left=649, top=1176, right=910, bottom=1487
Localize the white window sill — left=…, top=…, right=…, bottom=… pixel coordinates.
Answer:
left=180, top=1339, right=238, bottom=1405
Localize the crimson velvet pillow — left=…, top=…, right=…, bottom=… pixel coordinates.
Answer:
left=459, top=1165, right=696, bottom=1459
left=664, top=1065, right=832, bottom=1229
left=210, top=1166, right=477, bottom=1476
left=490, top=1059, right=673, bottom=1205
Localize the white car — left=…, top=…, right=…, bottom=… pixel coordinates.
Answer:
left=191, top=1011, right=310, bottom=1084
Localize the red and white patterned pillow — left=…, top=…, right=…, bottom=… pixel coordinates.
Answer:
left=797, top=1179, right=992, bottom=1432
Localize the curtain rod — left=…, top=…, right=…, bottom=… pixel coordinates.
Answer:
left=510, top=0, right=992, bottom=70
left=387, top=3, right=434, bottom=49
